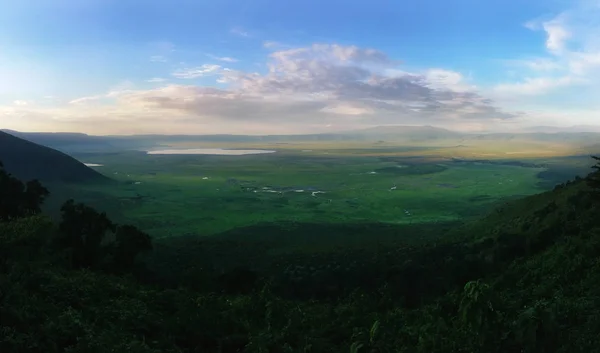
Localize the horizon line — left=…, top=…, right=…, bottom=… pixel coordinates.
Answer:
left=4, top=124, right=600, bottom=137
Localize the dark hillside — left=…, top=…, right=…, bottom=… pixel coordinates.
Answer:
left=0, top=131, right=109, bottom=183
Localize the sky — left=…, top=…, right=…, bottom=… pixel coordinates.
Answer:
left=1, top=0, right=599, bottom=135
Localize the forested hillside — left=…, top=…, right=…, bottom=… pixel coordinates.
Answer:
left=0, top=131, right=109, bottom=183
left=1, top=157, right=600, bottom=352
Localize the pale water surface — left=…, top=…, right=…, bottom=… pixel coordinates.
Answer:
left=84, top=163, right=104, bottom=167
left=147, top=148, right=276, bottom=155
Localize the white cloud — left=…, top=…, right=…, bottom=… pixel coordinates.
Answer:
left=569, top=52, right=600, bottom=75
left=543, top=18, right=571, bottom=54
left=263, top=41, right=282, bottom=49
left=504, top=58, right=562, bottom=72
left=494, top=76, right=585, bottom=95
left=150, top=55, right=167, bottom=63
left=90, top=45, right=518, bottom=131
left=67, top=81, right=135, bottom=105
left=106, top=80, right=135, bottom=97
left=266, top=44, right=395, bottom=66
left=523, top=20, right=539, bottom=31
left=497, top=1, right=600, bottom=97
left=147, top=77, right=166, bottom=83
left=320, top=104, right=373, bottom=116
left=527, top=59, right=562, bottom=71
left=230, top=27, right=250, bottom=37
left=69, top=95, right=104, bottom=105
left=172, top=64, right=222, bottom=79
left=207, top=54, right=238, bottom=63
left=151, top=41, right=175, bottom=53
left=148, top=42, right=175, bottom=63
left=425, top=69, right=476, bottom=93
left=13, top=100, right=29, bottom=106
left=1, top=42, right=521, bottom=134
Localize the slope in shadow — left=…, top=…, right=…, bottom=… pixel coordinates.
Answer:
left=0, top=131, right=110, bottom=183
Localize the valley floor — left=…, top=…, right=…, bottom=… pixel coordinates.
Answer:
left=48, top=142, right=595, bottom=239
left=2, top=139, right=600, bottom=352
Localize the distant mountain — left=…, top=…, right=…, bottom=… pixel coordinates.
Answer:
left=128, top=126, right=461, bottom=144
left=457, top=131, right=600, bottom=145
left=1, top=130, right=100, bottom=145
left=5, top=125, right=600, bottom=152
left=521, top=125, right=600, bottom=133
left=0, top=131, right=110, bottom=183
left=0, top=130, right=150, bottom=154
left=347, top=125, right=457, bottom=134
left=339, top=125, right=462, bottom=140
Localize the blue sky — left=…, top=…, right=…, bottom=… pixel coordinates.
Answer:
left=1, top=0, right=599, bottom=134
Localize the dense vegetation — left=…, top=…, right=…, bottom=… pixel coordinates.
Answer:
left=1, top=156, right=600, bottom=352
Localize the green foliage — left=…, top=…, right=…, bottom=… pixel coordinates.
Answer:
left=1, top=156, right=600, bottom=353
left=57, top=199, right=117, bottom=269
left=55, top=199, right=153, bottom=272
left=349, top=341, right=363, bottom=353
left=111, top=225, right=153, bottom=272
left=586, top=156, right=600, bottom=196
left=512, top=300, right=559, bottom=352
left=0, top=161, right=49, bottom=221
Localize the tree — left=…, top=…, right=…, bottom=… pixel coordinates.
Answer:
left=459, top=279, right=503, bottom=348
left=513, top=300, right=559, bottom=352
left=111, top=224, right=153, bottom=272
left=587, top=156, right=600, bottom=196
left=56, top=200, right=153, bottom=273
left=0, top=161, right=49, bottom=221
left=57, top=199, right=116, bottom=269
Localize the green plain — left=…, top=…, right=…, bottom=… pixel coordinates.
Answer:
left=48, top=143, right=593, bottom=239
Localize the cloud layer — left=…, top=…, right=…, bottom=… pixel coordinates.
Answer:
left=2, top=43, right=521, bottom=134
left=3, top=1, right=599, bottom=135
left=494, top=1, right=600, bottom=96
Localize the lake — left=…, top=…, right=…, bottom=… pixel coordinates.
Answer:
left=146, top=148, right=277, bottom=155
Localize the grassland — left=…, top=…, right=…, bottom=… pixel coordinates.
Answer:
left=45, top=140, right=595, bottom=240
left=160, top=135, right=589, bottom=158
